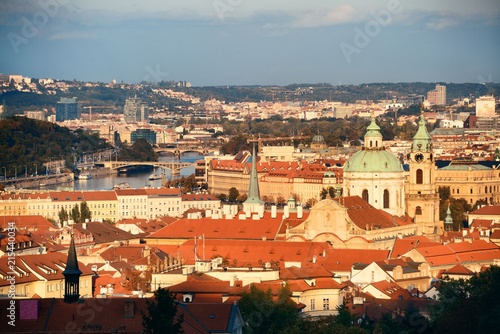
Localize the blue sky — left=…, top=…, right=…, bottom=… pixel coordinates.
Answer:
left=1, top=0, right=499, bottom=86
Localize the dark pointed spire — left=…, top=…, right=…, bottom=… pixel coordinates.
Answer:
left=63, top=231, right=82, bottom=303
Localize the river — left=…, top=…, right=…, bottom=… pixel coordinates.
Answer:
left=44, top=153, right=202, bottom=191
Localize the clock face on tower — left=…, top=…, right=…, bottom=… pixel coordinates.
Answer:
left=415, top=153, right=424, bottom=162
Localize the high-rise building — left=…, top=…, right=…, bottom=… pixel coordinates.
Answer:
left=427, top=84, right=446, bottom=106
left=124, top=96, right=148, bottom=123
left=475, top=95, right=496, bottom=118
left=131, top=128, right=156, bottom=145
left=56, top=97, right=78, bottom=121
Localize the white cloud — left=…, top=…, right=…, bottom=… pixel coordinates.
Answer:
left=290, top=5, right=357, bottom=28
left=426, top=17, right=459, bottom=31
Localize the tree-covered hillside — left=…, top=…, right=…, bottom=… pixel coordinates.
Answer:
left=0, top=116, right=111, bottom=177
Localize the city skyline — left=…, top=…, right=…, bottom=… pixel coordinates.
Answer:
left=1, top=0, right=499, bottom=86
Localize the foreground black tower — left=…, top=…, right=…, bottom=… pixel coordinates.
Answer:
left=62, top=232, right=82, bottom=303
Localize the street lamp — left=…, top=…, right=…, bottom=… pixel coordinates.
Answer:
left=24, top=165, right=27, bottom=178
left=34, top=164, right=37, bottom=176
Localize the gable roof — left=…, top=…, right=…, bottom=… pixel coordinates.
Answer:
left=0, top=215, right=56, bottom=234
left=390, top=236, right=441, bottom=258
left=73, top=222, right=138, bottom=245
left=469, top=205, right=500, bottom=216
left=147, top=212, right=291, bottom=241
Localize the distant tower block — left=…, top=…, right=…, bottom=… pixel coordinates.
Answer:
left=476, top=95, right=496, bottom=118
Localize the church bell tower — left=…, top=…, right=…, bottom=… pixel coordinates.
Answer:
left=406, top=110, right=442, bottom=237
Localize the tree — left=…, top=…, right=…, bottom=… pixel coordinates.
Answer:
left=335, top=302, right=353, bottom=327
left=80, top=201, right=92, bottom=223
left=228, top=187, right=239, bottom=202
left=58, top=207, right=69, bottom=224
left=320, top=187, right=335, bottom=200
left=305, top=198, right=317, bottom=208
left=238, top=285, right=299, bottom=334
left=118, top=138, right=158, bottom=162
left=237, top=193, right=248, bottom=203
left=142, top=288, right=183, bottom=334
left=430, top=265, right=500, bottom=334
left=70, top=204, right=80, bottom=223
left=438, top=186, right=451, bottom=201
left=372, top=313, right=403, bottom=334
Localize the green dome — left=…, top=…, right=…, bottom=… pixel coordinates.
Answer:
left=412, top=111, right=432, bottom=152
left=344, top=149, right=403, bottom=173
left=365, top=116, right=382, bottom=138
left=312, top=134, right=325, bottom=143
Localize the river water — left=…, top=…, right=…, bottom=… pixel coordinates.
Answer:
left=45, top=153, right=202, bottom=191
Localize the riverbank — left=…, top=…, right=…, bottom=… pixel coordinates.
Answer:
left=1, top=173, right=74, bottom=191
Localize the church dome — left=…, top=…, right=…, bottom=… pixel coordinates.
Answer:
left=344, top=116, right=403, bottom=173
left=312, top=134, right=325, bottom=144
left=344, top=149, right=403, bottom=173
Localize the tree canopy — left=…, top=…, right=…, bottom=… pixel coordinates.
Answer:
left=430, top=265, right=500, bottom=333
left=0, top=116, right=111, bottom=175
left=142, top=288, right=183, bottom=334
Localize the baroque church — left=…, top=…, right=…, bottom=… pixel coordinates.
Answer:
left=285, top=111, right=443, bottom=248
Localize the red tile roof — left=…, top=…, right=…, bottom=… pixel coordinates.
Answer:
left=82, top=190, right=117, bottom=201
left=367, top=280, right=411, bottom=300
left=147, top=212, right=288, bottom=241
left=0, top=298, right=208, bottom=334
left=414, top=240, right=500, bottom=266
left=469, top=205, right=500, bottom=215
left=470, top=219, right=494, bottom=229
left=174, top=239, right=330, bottom=268
left=390, top=236, right=441, bottom=258
left=0, top=215, right=56, bottom=234
left=443, top=264, right=474, bottom=275
left=332, top=196, right=412, bottom=230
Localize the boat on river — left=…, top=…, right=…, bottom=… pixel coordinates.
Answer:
left=148, top=174, right=163, bottom=181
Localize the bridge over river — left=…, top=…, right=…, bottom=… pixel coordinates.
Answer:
left=101, top=161, right=195, bottom=177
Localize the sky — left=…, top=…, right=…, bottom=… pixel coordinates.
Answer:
left=0, top=0, right=499, bottom=86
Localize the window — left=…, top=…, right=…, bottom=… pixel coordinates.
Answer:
left=416, top=169, right=423, bottom=184
left=470, top=188, right=473, bottom=194
left=383, top=190, right=389, bottom=208
left=415, top=206, right=422, bottom=215
left=362, top=189, right=369, bottom=203
left=310, top=299, right=315, bottom=311
left=323, top=298, right=330, bottom=311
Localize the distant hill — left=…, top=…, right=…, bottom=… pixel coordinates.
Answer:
left=0, top=116, right=111, bottom=177
left=1, top=82, right=497, bottom=114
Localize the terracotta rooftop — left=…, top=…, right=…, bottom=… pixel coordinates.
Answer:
left=443, top=263, right=474, bottom=276
left=73, top=221, right=138, bottom=245
left=390, top=236, right=441, bottom=258
left=332, top=196, right=412, bottom=230
left=469, top=205, right=500, bottom=216
left=147, top=211, right=294, bottom=241
left=174, top=239, right=330, bottom=268
left=0, top=215, right=56, bottom=234
left=0, top=298, right=208, bottom=334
